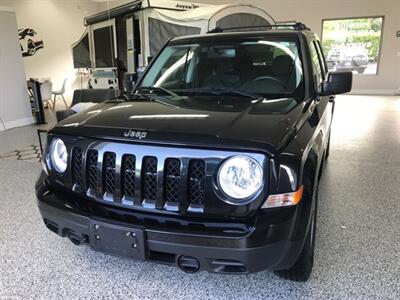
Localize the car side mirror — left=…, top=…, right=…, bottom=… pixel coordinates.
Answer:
left=320, top=71, right=352, bottom=96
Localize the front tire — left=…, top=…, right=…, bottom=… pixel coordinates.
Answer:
left=275, top=186, right=318, bottom=282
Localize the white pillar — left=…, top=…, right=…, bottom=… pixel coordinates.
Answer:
left=0, top=7, right=33, bottom=131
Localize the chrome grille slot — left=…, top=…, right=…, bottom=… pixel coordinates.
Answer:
left=71, top=147, right=83, bottom=191
left=188, top=160, right=206, bottom=208
left=121, top=154, right=136, bottom=202
left=164, top=158, right=181, bottom=209
left=142, top=156, right=157, bottom=207
left=86, top=149, right=98, bottom=195
left=103, top=152, right=116, bottom=200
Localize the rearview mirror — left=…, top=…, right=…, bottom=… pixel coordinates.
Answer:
left=320, top=71, right=352, bottom=96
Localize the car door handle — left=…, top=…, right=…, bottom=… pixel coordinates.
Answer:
left=329, top=96, right=335, bottom=103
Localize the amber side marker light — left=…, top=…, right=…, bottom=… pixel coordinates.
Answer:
left=262, top=185, right=304, bottom=208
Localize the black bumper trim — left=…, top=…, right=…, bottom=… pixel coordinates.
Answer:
left=38, top=199, right=303, bottom=273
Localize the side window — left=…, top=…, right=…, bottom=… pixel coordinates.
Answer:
left=309, top=41, right=324, bottom=87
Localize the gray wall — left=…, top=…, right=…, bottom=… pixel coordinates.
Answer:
left=1, top=0, right=103, bottom=100
left=0, top=7, right=33, bottom=131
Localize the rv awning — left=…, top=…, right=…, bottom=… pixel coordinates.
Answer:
left=84, top=1, right=143, bottom=26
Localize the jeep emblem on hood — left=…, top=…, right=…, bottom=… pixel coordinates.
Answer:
left=123, top=129, right=147, bottom=139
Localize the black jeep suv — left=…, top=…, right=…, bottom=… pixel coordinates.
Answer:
left=36, top=24, right=352, bottom=282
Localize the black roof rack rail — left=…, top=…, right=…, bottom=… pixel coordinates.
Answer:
left=207, top=22, right=310, bottom=33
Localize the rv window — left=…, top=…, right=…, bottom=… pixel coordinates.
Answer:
left=93, top=26, right=115, bottom=68
left=148, top=18, right=200, bottom=56
left=72, top=33, right=91, bottom=68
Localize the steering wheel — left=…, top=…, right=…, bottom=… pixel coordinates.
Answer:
left=252, top=76, right=286, bottom=89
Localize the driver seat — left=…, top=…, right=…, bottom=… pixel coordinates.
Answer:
left=271, top=55, right=296, bottom=90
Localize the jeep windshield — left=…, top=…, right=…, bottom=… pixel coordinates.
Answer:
left=137, top=37, right=304, bottom=100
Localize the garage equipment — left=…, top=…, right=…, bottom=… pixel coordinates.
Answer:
left=27, top=79, right=46, bottom=125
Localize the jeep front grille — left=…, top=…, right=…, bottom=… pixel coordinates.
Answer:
left=69, top=146, right=207, bottom=213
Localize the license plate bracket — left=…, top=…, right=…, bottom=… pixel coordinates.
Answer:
left=89, top=220, right=146, bottom=260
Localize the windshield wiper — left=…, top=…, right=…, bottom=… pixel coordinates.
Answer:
left=123, top=92, right=152, bottom=101
left=178, top=87, right=262, bottom=100
left=123, top=89, right=181, bottom=108
left=214, top=88, right=262, bottom=100
left=137, top=86, right=178, bottom=97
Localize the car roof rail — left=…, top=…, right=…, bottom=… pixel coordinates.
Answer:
left=207, top=22, right=311, bottom=33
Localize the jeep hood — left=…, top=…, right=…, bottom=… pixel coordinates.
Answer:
left=52, top=97, right=306, bottom=156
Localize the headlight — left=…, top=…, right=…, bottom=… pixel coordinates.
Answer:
left=49, top=138, right=68, bottom=173
left=217, top=155, right=263, bottom=203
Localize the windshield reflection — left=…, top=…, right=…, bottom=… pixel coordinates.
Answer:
left=138, top=37, right=304, bottom=100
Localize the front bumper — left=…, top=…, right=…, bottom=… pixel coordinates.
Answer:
left=36, top=176, right=305, bottom=274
